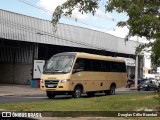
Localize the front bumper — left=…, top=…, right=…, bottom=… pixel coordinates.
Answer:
left=40, top=80, right=74, bottom=91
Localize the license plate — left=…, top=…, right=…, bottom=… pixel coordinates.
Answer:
left=48, top=84, right=54, bottom=87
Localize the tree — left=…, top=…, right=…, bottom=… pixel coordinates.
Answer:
left=151, top=39, right=160, bottom=66
left=52, top=0, right=160, bottom=65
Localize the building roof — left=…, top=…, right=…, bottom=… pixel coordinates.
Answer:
left=0, top=9, right=139, bottom=55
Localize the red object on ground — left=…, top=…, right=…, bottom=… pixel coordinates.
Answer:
left=38, top=80, right=40, bottom=88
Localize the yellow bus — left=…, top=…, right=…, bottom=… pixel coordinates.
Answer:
left=40, top=52, right=127, bottom=98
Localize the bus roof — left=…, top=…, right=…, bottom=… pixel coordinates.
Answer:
left=55, top=52, right=125, bottom=63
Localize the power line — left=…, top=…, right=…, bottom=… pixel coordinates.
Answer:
left=17, top=0, right=52, bottom=14
left=16, top=0, right=114, bottom=30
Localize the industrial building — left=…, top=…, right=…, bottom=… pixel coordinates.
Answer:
left=0, top=9, right=143, bottom=84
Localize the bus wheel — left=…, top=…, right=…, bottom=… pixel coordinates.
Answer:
left=109, top=85, right=116, bottom=95
left=46, top=91, right=56, bottom=99
left=105, top=90, right=110, bottom=95
left=72, top=87, right=82, bottom=98
left=87, top=92, right=95, bottom=97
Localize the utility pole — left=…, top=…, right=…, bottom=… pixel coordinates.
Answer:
left=135, top=55, right=138, bottom=89
left=135, top=36, right=139, bottom=89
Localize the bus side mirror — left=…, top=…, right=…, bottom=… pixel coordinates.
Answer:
left=72, top=68, right=83, bottom=74
left=72, top=69, right=77, bottom=74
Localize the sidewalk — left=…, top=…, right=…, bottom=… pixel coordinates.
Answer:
left=0, top=84, right=136, bottom=97
left=0, top=84, right=45, bottom=97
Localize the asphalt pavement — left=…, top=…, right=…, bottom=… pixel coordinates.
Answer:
left=0, top=84, right=137, bottom=97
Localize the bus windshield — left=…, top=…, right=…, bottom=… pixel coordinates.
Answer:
left=43, top=55, right=75, bottom=74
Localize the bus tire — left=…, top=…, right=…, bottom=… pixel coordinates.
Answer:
left=46, top=91, right=56, bottom=99
left=105, top=90, right=110, bottom=95
left=87, top=92, right=95, bottom=97
left=72, top=87, right=82, bottom=98
left=109, top=85, right=116, bottom=95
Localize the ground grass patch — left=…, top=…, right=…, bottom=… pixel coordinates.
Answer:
left=0, top=93, right=159, bottom=112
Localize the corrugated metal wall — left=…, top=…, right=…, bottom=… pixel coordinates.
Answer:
left=0, top=9, right=139, bottom=55
left=0, top=40, right=34, bottom=63
left=0, top=39, right=35, bottom=84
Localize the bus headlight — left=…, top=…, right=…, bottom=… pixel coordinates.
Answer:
left=60, top=79, right=70, bottom=83
left=40, top=79, right=44, bottom=83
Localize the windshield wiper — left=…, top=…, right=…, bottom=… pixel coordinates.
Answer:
left=43, top=70, right=55, bottom=74
left=43, top=70, right=67, bottom=74
left=53, top=70, right=68, bottom=74
left=54, top=69, right=62, bottom=72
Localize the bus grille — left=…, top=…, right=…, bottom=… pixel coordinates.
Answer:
left=45, top=80, right=59, bottom=88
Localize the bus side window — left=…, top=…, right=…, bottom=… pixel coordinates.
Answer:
left=92, top=60, right=102, bottom=71
left=73, top=60, right=79, bottom=71
left=102, top=61, right=110, bottom=72
left=82, top=59, right=92, bottom=71
left=106, top=61, right=111, bottom=72
left=123, top=63, right=127, bottom=72
left=79, top=60, right=85, bottom=70
left=73, top=58, right=85, bottom=72
left=119, top=62, right=126, bottom=72
left=110, top=62, right=114, bottom=72
left=101, top=61, right=106, bottom=72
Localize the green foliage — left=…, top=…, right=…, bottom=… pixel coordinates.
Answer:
left=52, top=0, right=160, bottom=65
left=151, top=38, right=160, bottom=66
left=106, top=0, right=160, bottom=40
left=0, top=93, right=159, bottom=111
left=52, top=0, right=100, bottom=26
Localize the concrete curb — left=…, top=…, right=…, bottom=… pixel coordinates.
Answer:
left=0, top=93, right=14, bottom=97
left=116, top=87, right=137, bottom=91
